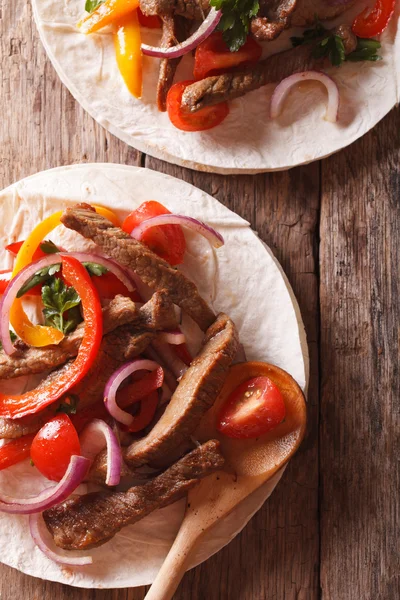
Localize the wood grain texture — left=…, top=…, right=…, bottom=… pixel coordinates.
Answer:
left=0, top=0, right=398, bottom=597
left=319, top=107, right=400, bottom=600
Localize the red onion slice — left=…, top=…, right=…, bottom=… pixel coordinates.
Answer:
left=29, top=512, right=93, bottom=566
left=144, top=346, right=178, bottom=392
left=141, top=8, right=221, bottom=59
left=158, top=329, right=186, bottom=345
left=151, top=339, right=188, bottom=380
left=270, top=71, right=340, bottom=123
left=0, top=254, right=63, bottom=355
left=0, top=455, right=90, bottom=514
left=131, top=214, right=224, bottom=248
left=104, top=359, right=161, bottom=426
left=80, top=419, right=122, bottom=486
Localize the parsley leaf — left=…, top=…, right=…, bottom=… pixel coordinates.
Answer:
left=85, top=0, right=103, bottom=12
left=211, top=0, right=260, bottom=52
left=346, top=38, right=381, bottom=62
left=0, top=331, right=17, bottom=351
left=42, top=278, right=82, bottom=335
left=291, top=19, right=327, bottom=48
left=313, top=34, right=345, bottom=67
left=83, top=262, right=108, bottom=277
left=40, top=240, right=60, bottom=255
left=17, top=263, right=61, bottom=298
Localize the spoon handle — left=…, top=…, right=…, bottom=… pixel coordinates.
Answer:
left=144, top=520, right=201, bottom=600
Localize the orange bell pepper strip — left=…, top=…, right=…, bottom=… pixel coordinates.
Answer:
left=114, top=10, right=143, bottom=98
left=0, top=434, right=36, bottom=471
left=0, top=256, right=103, bottom=419
left=78, top=0, right=140, bottom=34
left=9, top=205, right=119, bottom=347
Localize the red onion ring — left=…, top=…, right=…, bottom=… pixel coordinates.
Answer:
left=68, top=252, right=135, bottom=292
left=0, top=455, right=90, bottom=514
left=104, top=359, right=161, bottom=426
left=80, top=419, right=122, bottom=486
left=29, top=512, right=93, bottom=566
left=131, top=214, right=224, bottom=248
left=270, top=71, right=340, bottom=123
left=158, top=330, right=186, bottom=345
left=151, top=339, right=188, bottom=380
left=141, top=8, right=221, bottom=59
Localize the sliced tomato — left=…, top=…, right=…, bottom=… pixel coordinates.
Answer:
left=167, top=80, right=229, bottom=132
left=174, top=343, right=192, bottom=366
left=352, top=0, right=395, bottom=37
left=30, top=414, right=81, bottom=481
left=126, top=390, right=159, bottom=432
left=0, top=434, right=36, bottom=471
left=217, top=375, right=286, bottom=439
left=138, top=8, right=161, bottom=28
left=122, top=200, right=186, bottom=266
left=91, top=271, right=142, bottom=302
left=194, top=32, right=262, bottom=80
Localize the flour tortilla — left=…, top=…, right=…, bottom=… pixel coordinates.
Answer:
left=30, top=0, right=399, bottom=174
left=0, top=164, right=308, bottom=588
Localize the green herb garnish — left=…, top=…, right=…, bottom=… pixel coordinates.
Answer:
left=40, top=240, right=60, bottom=255
left=83, top=262, right=108, bottom=277
left=211, top=0, right=260, bottom=52
left=85, top=0, right=103, bottom=13
left=17, top=263, right=61, bottom=298
left=346, top=38, right=381, bottom=62
left=42, top=278, right=82, bottom=335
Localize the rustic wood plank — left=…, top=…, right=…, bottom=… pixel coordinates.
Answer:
left=319, top=106, right=400, bottom=600
left=144, top=157, right=321, bottom=600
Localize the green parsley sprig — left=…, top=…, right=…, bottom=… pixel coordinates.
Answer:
left=42, top=278, right=82, bottom=335
left=211, top=0, right=260, bottom=52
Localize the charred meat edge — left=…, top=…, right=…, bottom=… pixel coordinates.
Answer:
left=157, top=15, right=189, bottom=112
left=43, top=440, right=225, bottom=551
left=124, top=313, right=238, bottom=468
left=251, top=0, right=297, bottom=42
left=181, top=24, right=357, bottom=112
left=60, top=204, right=215, bottom=331
left=140, top=0, right=209, bottom=20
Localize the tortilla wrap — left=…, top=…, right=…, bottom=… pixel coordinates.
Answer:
left=30, top=0, right=399, bottom=173
left=0, top=164, right=308, bottom=587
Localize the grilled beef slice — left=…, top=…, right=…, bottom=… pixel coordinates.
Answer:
left=157, top=15, right=189, bottom=112
left=61, top=204, right=215, bottom=331
left=0, top=291, right=176, bottom=381
left=181, top=25, right=356, bottom=112
left=251, top=0, right=297, bottom=41
left=139, top=0, right=209, bottom=20
left=44, top=440, right=224, bottom=550
left=291, top=0, right=356, bottom=27
left=0, top=326, right=155, bottom=439
left=124, top=313, right=238, bottom=468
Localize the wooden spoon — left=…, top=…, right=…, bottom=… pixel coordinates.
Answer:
left=144, top=362, right=307, bottom=600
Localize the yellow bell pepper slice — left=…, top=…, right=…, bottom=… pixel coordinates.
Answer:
left=78, top=0, right=140, bottom=34
left=10, top=205, right=120, bottom=347
left=114, top=10, right=143, bottom=98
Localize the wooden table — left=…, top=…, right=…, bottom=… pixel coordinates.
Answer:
left=0, top=1, right=399, bottom=598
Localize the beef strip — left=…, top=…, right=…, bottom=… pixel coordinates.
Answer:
left=291, top=0, right=356, bottom=27
left=251, top=0, right=297, bottom=41
left=0, top=326, right=155, bottom=439
left=124, top=313, right=238, bottom=468
left=139, top=0, right=209, bottom=20
left=0, top=291, right=176, bottom=381
left=44, top=439, right=224, bottom=550
left=61, top=204, right=215, bottom=331
left=157, top=15, right=189, bottom=112
left=181, top=25, right=357, bottom=112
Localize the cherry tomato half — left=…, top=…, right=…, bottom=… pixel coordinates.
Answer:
left=30, top=414, right=81, bottom=481
left=122, top=200, right=186, bottom=265
left=217, top=376, right=286, bottom=439
left=352, top=0, right=395, bottom=38
left=167, top=80, right=229, bottom=132
left=194, top=32, right=262, bottom=80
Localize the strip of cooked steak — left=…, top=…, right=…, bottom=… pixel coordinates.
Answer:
left=0, top=326, right=155, bottom=438
left=181, top=25, right=357, bottom=112
left=291, top=0, right=356, bottom=27
left=139, top=0, right=209, bottom=20
left=251, top=0, right=297, bottom=41
left=44, top=439, right=224, bottom=550
left=61, top=204, right=215, bottom=331
left=124, top=313, right=238, bottom=468
left=157, top=15, right=189, bottom=112
left=0, top=291, right=176, bottom=381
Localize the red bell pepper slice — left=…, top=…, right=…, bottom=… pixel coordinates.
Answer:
left=352, top=0, right=396, bottom=38
left=0, top=434, right=36, bottom=471
left=194, top=32, right=262, bottom=80
left=0, top=256, right=103, bottom=419
left=126, top=390, right=159, bottom=432
left=5, top=241, right=47, bottom=261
